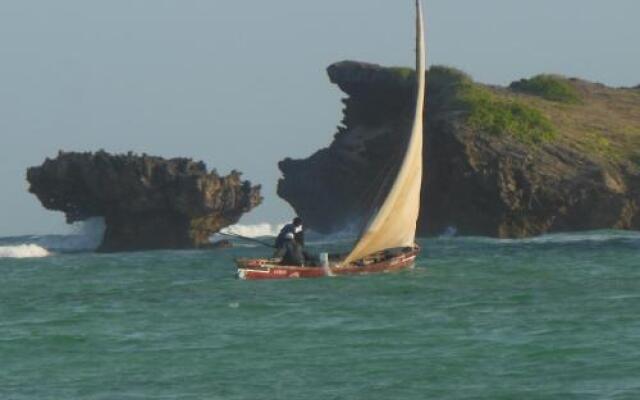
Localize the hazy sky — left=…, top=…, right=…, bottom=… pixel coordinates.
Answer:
left=1, top=0, right=639, bottom=236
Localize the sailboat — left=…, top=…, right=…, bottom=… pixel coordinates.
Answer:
left=236, top=0, right=426, bottom=280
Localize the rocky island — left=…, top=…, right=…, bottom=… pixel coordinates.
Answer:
left=27, top=151, right=262, bottom=252
left=279, top=61, right=640, bottom=237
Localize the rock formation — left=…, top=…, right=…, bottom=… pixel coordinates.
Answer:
left=278, top=61, right=640, bottom=238
left=279, top=62, right=417, bottom=233
left=27, top=151, right=262, bottom=252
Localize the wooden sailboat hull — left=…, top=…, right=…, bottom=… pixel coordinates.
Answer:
left=236, top=247, right=419, bottom=280
left=236, top=1, right=426, bottom=282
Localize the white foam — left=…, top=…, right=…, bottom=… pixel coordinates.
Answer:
left=37, top=217, right=105, bottom=252
left=440, top=226, right=458, bottom=238
left=221, top=222, right=285, bottom=238
left=502, top=231, right=640, bottom=244
left=0, top=244, right=50, bottom=259
left=0, top=218, right=106, bottom=255
left=447, top=230, right=640, bottom=245
left=305, top=230, right=357, bottom=246
left=66, top=217, right=105, bottom=250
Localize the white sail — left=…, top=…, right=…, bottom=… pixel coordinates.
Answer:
left=343, top=0, right=426, bottom=264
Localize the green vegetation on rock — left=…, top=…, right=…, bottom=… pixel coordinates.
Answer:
left=510, top=74, right=581, bottom=104
left=464, top=86, right=557, bottom=144
left=581, top=131, right=617, bottom=159
left=388, top=67, right=415, bottom=80
left=428, top=65, right=473, bottom=86
left=429, top=66, right=557, bottom=144
left=280, top=61, right=640, bottom=239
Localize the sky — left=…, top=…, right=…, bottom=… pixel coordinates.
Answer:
left=1, top=0, right=639, bottom=236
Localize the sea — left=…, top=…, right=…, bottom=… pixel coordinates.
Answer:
left=1, top=224, right=639, bottom=399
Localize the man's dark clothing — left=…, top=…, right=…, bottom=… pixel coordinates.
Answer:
left=279, top=240, right=305, bottom=266
left=275, top=223, right=304, bottom=248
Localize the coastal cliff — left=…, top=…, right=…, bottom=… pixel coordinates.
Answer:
left=278, top=61, right=640, bottom=237
left=27, top=151, right=262, bottom=252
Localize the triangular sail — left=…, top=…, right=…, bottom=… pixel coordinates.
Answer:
left=343, top=0, right=426, bottom=264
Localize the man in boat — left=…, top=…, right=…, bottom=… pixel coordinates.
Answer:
left=274, top=217, right=304, bottom=251
left=274, top=217, right=318, bottom=265
left=279, top=232, right=305, bottom=266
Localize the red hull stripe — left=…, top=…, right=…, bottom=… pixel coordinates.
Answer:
left=236, top=251, right=419, bottom=281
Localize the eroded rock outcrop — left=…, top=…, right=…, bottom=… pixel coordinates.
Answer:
left=27, top=151, right=262, bottom=251
left=278, top=61, right=640, bottom=237
left=278, top=62, right=416, bottom=233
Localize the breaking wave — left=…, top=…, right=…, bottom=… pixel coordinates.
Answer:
left=40, top=217, right=105, bottom=252
left=220, top=222, right=358, bottom=242
left=511, top=230, right=640, bottom=244
left=213, top=222, right=357, bottom=249
left=306, top=227, right=358, bottom=246
left=0, top=244, right=50, bottom=259
left=221, top=223, right=285, bottom=238
left=435, top=230, right=640, bottom=246
left=495, top=230, right=640, bottom=244
left=0, top=218, right=106, bottom=256
left=440, top=226, right=458, bottom=238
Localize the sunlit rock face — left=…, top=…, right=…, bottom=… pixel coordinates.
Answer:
left=278, top=61, right=640, bottom=238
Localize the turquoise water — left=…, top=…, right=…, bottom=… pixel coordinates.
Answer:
left=1, top=232, right=639, bottom=399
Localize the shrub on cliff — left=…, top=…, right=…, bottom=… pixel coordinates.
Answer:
left=428, top=65, right=472, bottom=88
left=388, top=67, right=415, bottom=80
left=463, top=85, right=557, bottom=144
left=510, top=75, right=581, bottom=104
left=280, top=60, right=640, bottom=238
left=426, top=65, right=556, bottom=144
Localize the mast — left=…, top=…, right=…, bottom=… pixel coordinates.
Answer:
left=343, top=0, right=426, bottom=264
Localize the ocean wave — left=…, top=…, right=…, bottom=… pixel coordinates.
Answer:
left=212, top=222, right=357, bottom=251
left=436, top=230, right=640, bottom=245
left=0, top=218, right=105, bottom=255
left=29, top=218, right=105, bottom=253
left=219, top=222, right=358, bottom=243
left=512, top=231, right=640, bottom=244
left=0, top=244, right=50, bottom=259
left=220, top=223, right=285, bottom=238
left=306, top=229, right=358, bottom=246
